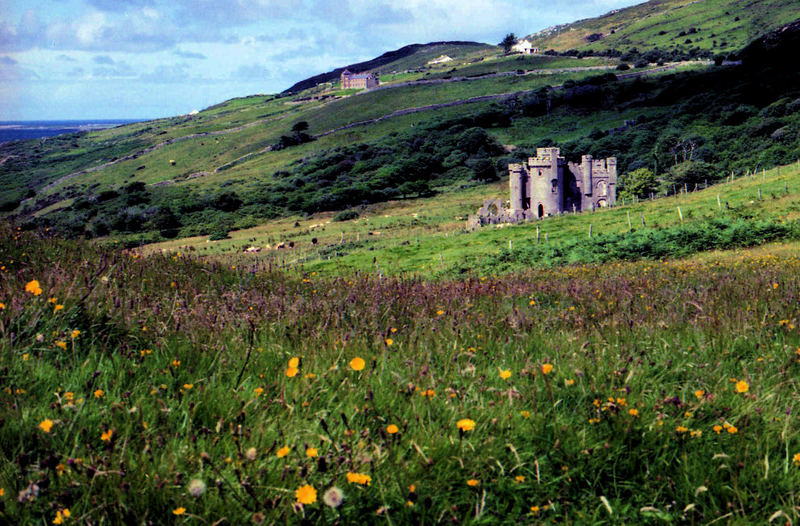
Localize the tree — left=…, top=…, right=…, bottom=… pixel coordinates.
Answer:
left=499, top=33, right=517, bottom=54
left=618, top=168, right=658, bottom=200
left=472, top=159, right=498, bottom=182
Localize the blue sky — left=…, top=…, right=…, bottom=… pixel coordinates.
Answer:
left=0, top=0, right=640, bottom=120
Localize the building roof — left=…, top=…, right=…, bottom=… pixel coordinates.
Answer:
left=341, top=70, right=376, bottom=79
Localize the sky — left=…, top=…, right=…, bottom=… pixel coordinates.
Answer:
left=0, top=0, right=641, bottom=120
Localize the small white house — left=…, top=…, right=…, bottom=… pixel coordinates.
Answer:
left=511, top=39, right=539, bottom=55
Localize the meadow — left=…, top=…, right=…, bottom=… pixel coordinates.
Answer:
left=2, top=223, right=800, bottom=524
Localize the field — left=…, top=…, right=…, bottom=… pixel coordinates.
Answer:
left=3, top=219, right=800, bottom=523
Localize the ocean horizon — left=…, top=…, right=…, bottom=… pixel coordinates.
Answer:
left=0, top=119, right=144, bottom=143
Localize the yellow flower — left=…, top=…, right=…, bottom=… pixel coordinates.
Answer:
left=436, top=309, right=445, bottom=316
left=713, top=425, right=723, bottom=434
left=793, top=452, right=800, bottom=466
left=54, top=304, right=64, bottom=312
left=62, top=509, right=70, bottom=518
left=254, top=387, right=264, bottom=396
left=25, top=280, right=43, bottom=296
left=386, top=424, right=399, bottom=434
left=520, top=410, right=531, bottom=418
left=53, top=511, right=65, bottom=525
left=288, top=357, right=299, bottom=368
left=541, top=363, right=553, bottom=375
left=0, top=302, right=5, bottom=309
left=456, top=418, right=475, bottom=432
left=727, top=425, right=738, bottom=434
left=565, top=378, right=575, bottom=386
left=735, top=380, right=749, bottom=393
left=385, top=338, right=393, bottom=346
left=295, top=484, right=317, bottom=504
left=514, top=475, right=525, bottom=483
left=39, top=419, right=54, bottom=433
left=55, top=341, right=67, bottom=350
left=628, top=409, right=639, bottom=417
left=101, top=429, right=113, bottom=442
left=694, top=389, right=705, bottom=399
left=172, top=507, right=186, bottom=515
left=172, top=360, right=180, bottom=367
left=70, top=330, right=80, bottom=339
left=499, top=369, right=511, bottom=380
left=94, top=389, right=104, bottom=399
left=530, top=505, right=540, bottom=514
left=350, top=357, right=366, bottom=371
left=676, top=426, right=688, bottom=433
left=183, top=383, right=193, bottom=390
left=306, top=447, right=318, bottom=458
left=346, top=472, right=372, bottom=485
left=466, top=479, right=479, bottom=487
left=285, top=367, right=299, bottom=378
left=276, top=446, right=290, bottom=458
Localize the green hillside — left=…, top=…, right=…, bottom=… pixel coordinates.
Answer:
left=527, top=0, right=799, bottom=55
left=1, top=2, right=799, bottom=251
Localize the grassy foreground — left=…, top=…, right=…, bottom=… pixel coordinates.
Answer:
left=2, top=228, right=800, bottom=524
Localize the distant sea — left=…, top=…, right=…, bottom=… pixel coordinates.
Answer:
left=0, top=120, right=144, bottom=143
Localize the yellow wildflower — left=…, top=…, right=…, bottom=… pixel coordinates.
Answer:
left=295, top=484, right=317, bottom=504
left=735, top=380, right=749, bottom=393
left=276, top=446, right=290, bottom=458
left=541, top=363, right=553, bottom=375
left=457, top=418, right=475, bottom=432
left=94, top=389, right=103, bottom=399
left=39, top=419, right=54, bottom=433
left=346, top=472, right=372, bottom=485
left=54, top=304, right=64, bottom=312
left=386, top=424, right=399, bottom=434
left=499, top=369, right=511, bottom=380
left=349, top=357, right=366, bottom=371
left=288, top=357, right=299, bottom=368
left=172, top=507, right=186, bottom=515
left=466, top=479, right=479, bottom=487
left=285, top=367, right=299, bottom=378
left=25, top=280, right=43, bottom=296
left=306, top=447, right=318, bottom=458
left=101, top=429, right=113, bottom=442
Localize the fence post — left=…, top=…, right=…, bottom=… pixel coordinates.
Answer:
left=589, top=224, right=593, bottom=238
left=758, top=187, right=762, bottom=200
left=641, top=214, right=646, bottom=228
left=717, top=194, right=721, bottom=210
left=677, top=206, right=683, bottom=225
left=627, top=211, right=632, bottom=231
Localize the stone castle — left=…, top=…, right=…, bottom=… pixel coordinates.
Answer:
left=468, top=147, right=617, bottom=229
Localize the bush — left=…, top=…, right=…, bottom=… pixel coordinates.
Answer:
left=333, top=209, right=360, bottom=222
left=208, top=231, right=230, bottom=241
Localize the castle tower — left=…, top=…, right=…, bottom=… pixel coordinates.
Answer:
left=509, top=163, right=526, bottom=211
left=581, top=155, right=593, bottom=196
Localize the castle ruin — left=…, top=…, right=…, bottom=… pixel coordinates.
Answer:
left=468, top=147, right=616, bottom=229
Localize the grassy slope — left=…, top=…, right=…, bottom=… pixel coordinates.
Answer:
left=141, top=158, right=800, bottom=277
left=527, top=0, right=799, bottom=53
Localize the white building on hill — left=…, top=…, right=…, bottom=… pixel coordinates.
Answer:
left=512, top=39, right=539, bottom=55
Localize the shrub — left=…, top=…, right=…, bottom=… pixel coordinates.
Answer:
left=333, top=209, right=359, bottom=222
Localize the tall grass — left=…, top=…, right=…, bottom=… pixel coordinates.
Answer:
left=1, top=228, right=800, bottom=523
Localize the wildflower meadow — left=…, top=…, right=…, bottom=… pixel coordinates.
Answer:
left=2, top=227, right=800, bottom=524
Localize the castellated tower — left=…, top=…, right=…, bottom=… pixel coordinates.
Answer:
left=468, top=145, right=617, bottom=229
left=507, top=147, right=617, bottom=217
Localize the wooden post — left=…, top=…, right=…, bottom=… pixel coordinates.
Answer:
left=640, top=214, right=646, bottom=228
left=717, top=194, right=721, bottom=209
left=627, top=211, right=632, bottom=231
left=509, top=240, right=513, bottom=250
left=683, top=183, right=688, bottom=194
left=589, top=224, right=593, bottom=238
left=758, top=187, right=762, bottom=200
left=677, top=206, right=683, bottom=225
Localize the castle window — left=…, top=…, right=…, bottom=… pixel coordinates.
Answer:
left=551, top=179, right=557, bottom=192
left=597, top=181, right=607, bottom=196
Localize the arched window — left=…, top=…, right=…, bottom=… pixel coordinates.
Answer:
left=597, top=181, right=607, bottom=196
left=538, top=204, right=544, bottom=218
